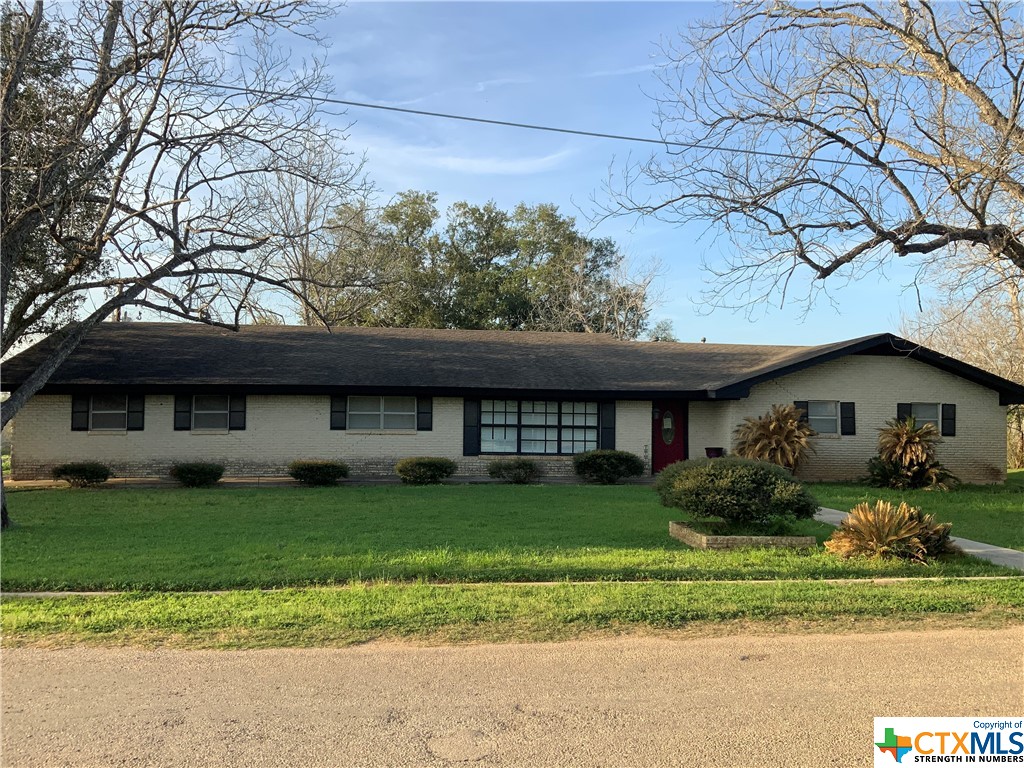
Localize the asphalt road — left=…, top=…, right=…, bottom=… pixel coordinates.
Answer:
left=3, top=627, right=1022, bottom=767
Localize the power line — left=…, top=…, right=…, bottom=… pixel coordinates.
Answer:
left=55, top=61, right=885, bottom=170
left=183, top=77, right=885, bottom=170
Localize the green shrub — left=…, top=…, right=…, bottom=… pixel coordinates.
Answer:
left=395, top=457, right=457, bottom=485
left=487, top=458, right=539, bottom=484
left=288, top=460, right=350, bottom=486
left=572, top=450, right=645, bottom=485
left=169, top=462, right=224, bottom=488
left=653, top=461, right=690, bottom=508
left=51, top=462, right=110, bottom=487
left=655, top=457, right=818, bottom=528
left=824, top=500, right=959, bottom=562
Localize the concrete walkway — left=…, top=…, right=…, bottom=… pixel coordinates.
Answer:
left=815, top=507, right=1024, bottom=571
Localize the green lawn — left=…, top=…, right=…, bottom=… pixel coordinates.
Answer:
left=811, top=469, right=1024, bottom=551
left=4, top=579, right=1022, bottom=648
left=1, top=484, right=1012, bottom=591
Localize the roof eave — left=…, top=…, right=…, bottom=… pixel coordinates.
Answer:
left=709, top=333, right=1024, bottom=404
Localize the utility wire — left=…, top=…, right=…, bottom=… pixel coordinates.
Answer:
left=179, top=77, right=884, bottom=170
left=55, top=62, right=887, bottom=171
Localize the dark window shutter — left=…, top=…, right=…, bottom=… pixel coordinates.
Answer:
left=229, top=395, right=246, bottom=431
left=417, top=397, right=433, bottom=431
left=463, top=399, right=481, bottom=456
left=839, top=402, right=855, bottom=435
left=174, top=395, right=192, bottom=431
left=330, top=395, right=347, bottom=430
left=793, top=401, right=809, bottom=423
left=941, top=404, right=956, bottom=437
left=71, top=395, right=89, bottom=431
left=126, top=395, right=145, bottom=431
left=897, top=402, right=912, bottom=421
left=599, top=402, right=616, bottom=449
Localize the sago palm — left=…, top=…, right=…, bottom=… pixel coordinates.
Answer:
left=732, top=403, right=815, bottom=471
left=824, top=500, right=928, bottom=562
left=876, top=416, right=941, bottom=467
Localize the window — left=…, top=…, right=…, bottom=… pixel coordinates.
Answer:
left=807, top=401, right=838, bottom=435
left=480, top=399, right=599, bottom=454
left=911, top=402, right=940, bottom=428
left=192, top=395, right=230, bottom=431
left=347, top=395, right=417, bottom=430
left=173, top=394, right=244, bottom=431
left=90, top=394, right=128, bottom=431
left=481, top=399, right=519, bottom=452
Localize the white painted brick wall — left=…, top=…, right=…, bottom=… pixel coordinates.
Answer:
left=13, top=353, right=1007, bottom=483
left=615, top=400, right=652, bottom=473
left=12, top=396, right=653, bottom=480
left=687, top=355, right=1007, bottom=483
left=686, top=402, right=733, bottom=456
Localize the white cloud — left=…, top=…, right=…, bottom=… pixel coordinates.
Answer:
left=583, top=63, right=662, bottom=79
left=357, top=133, right=576, bottom=178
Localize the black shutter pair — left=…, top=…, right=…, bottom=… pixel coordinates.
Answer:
left=173, top=395, right=246, bottom=431
left=793, top=401, right=856, bottom=435
left=897, top=402, right=956, bottom=436
left=330, top=396, right=433, bottom=431
left=71, top=394, right=144, bottom=431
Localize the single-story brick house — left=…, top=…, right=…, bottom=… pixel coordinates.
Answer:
left=4, top=323, right=1023, bottom=482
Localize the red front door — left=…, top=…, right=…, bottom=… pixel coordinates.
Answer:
left=652, top=400, right=686, bottom=473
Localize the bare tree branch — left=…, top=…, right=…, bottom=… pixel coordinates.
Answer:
left=605, top=0, right=1024, bottom=313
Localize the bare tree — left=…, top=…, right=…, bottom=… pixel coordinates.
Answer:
left=609, top=1, right=1023, bottom=312
left=901, top=260, right=1024, bottom=466
left=246, top=138, right=397, bottom=325
left=1, top=0, right=368, bottom=428
left=533, top=244, right=659, bottom=340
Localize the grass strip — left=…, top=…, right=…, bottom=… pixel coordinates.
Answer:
left=4, top=579, right=1022, bottom=649
left=1, top=485, right=1012, bottom=590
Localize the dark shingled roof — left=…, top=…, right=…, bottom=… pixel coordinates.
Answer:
left=4, top=322, right=1024, bottom=403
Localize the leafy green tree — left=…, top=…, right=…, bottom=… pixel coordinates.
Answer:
left=324, top=192, right=656, bottom=338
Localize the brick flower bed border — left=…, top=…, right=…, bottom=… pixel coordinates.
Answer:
left=669, top=521, right=817, bottom=550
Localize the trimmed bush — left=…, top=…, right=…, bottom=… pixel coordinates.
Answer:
left=655, top=457, right=818, bottom=528
left=169, top=462, right=224, bottom=488
left=824, top=500, right=959, bottom=562
left=51, top=462, right=110, bottom=488
left=288, top=460, right=350, bottom=486
left=395, top=457, right=457, bottom=485
left=572, top=450, right=645, bottom=485
left=487, top=458, right=539, bottom=484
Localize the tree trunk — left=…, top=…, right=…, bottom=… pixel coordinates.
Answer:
left=1, top=472, right=9, bottom=530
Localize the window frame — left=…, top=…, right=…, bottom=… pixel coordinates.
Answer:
left=346, top=395, right=418, bottom=431
left=191, top=394, right=231, bottom=432
left=806, top=400, right=839, bottom=436
left=89, top=394, right=129, bottom=431
left=480, top=399, right=599, bottom=455
left=911, top=402, right=941, bottom=429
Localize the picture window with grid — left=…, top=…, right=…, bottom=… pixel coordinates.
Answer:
left=480, top=400, right=598, bottom=454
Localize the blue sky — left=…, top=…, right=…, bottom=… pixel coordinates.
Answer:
left=318, top=2, right=929, bottom=344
